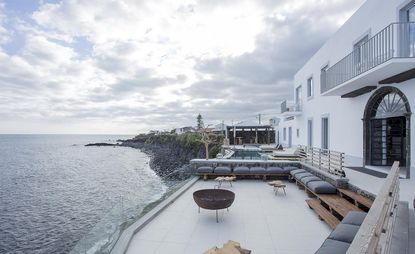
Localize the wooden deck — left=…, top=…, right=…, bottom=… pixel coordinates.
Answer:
left=306, top=199, right=340, bottom=229
left=338, top=188, right=373, bottom=211
left=317, top=194, right=363, bottom=217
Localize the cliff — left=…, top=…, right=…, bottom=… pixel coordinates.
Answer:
left=120, top=133, right=223, bottom=177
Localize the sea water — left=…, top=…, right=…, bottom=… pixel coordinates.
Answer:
left=0, top=135, right=166, bottom=254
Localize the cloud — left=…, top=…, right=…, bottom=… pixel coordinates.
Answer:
left=0, top=0, right=365, bottom=134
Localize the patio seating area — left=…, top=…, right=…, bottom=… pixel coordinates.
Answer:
left=126, top=180, right=331, bottom=254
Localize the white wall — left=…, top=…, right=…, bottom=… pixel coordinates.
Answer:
left=279, top=0, right=415, bottom=175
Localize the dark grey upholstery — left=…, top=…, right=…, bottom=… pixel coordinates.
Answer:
left=341, top=211, right=367, bottom=226
left=233, top=166, right=250, bottom=174
left=300, top=176, right=321, bottom=185
left=266, top=166, right=285, bottom=174
left=314, top=239, right=351, bottom=254
left=328, top=224, right=360, bottom=243
left=295, top=172, right=313, bottom=180
left=214, top=166, right=231, bottom=174
left=290, top=169, right=306, bottom=176
left=283, top=166, right=299, bottom=171
left=307, top=181, right=337, bottom=194
left=197, top=166, right=213, bottom=173
left=250, top=166, right=266, bottom=174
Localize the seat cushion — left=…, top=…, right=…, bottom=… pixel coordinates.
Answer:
left=197, top=166, right=213, bottom=173
left=214, top=166, right=231, bottom=174
left=341, top=211, right=367, bottom=226
left=315, top=239, right=351, bottom=254
left=233, top=166, right=250, bottom=174
left=328, top=224, right=360, bottom=243
left=307, top=181, right=337, bottom=194
left=295, top=172, right=313, bottom=180
left=283, top=166, right=299, bottom=172
left=300, top=176, right=321, bottom=185
left=250, top=166, right=266, bottom=174
left=290, top=169, right=306, bottom=176
left=266, top=166, right=284, bottom=174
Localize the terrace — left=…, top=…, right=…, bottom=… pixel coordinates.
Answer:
left=126, top=180, right=331, bottom=254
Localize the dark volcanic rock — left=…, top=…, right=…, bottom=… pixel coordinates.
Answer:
left=85, top=143, right=119, bottom=147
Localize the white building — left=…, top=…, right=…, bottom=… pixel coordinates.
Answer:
left=278, top=0, right=415, bottom=178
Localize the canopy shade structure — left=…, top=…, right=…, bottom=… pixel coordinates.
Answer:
left=226, top=125, right=275, bottom=145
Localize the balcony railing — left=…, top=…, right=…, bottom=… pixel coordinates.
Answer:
left=280, top=100, right=302, bottom=114
left=322, top=22, right=415, bottom=93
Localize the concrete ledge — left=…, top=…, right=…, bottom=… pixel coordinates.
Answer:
left=110, top=176, right=199, bottom=254
left=390, top=201, right=410, bottom=254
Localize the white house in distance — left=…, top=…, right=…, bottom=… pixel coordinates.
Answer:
left=278, top=0, right=415, bottom=178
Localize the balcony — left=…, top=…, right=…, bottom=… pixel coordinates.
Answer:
left=280, top=100, right=302, bottom=116
left=322, top=22, right=415, bottom=96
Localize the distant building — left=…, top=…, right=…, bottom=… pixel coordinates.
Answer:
left=226, top=120, right=275, bottom=145
left=212, top=123, right=227, bottom=135
left=175, top=126, right=196, bottom=134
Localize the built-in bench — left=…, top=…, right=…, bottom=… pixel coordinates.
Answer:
left=314, top=211, right=367, bottom=254
left=196, top=165, right=299, bottom=180
left=338, top=188, right=373, bottom=211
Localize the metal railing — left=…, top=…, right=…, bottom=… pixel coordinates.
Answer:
left=280, top=100, right=302, bottom=113
left=347, top=161, right=400, bottom=254
left=297, top=145, right=345, bottom=177
left=322, top=22, right=415, bottom=93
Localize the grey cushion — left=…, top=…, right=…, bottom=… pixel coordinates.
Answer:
left=250, top=166, right=266, bottom=174
left=328, top=224, right=360, bottom=243
left=307, top=181, right=337, bottom=194
left=315, top=239, right=351, bottom=254
left=295, top=172, right=313, bottom=180
left=300, top=176, right=321, bottom=185
left=197, top=166, right=213, bottom=173
left=214, top=166, right=231, bottom=174
left=290, top=169, right=306, bottom=176
left=266, top=166, right=284, bottom=174
left=341, top=211, right=367, bottom=226
left=283, top=166, right=299, bottom=172
left=233, top=166, right=250, bottom=174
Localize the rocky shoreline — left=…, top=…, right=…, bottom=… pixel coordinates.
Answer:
left=86, top=133, right=223, bottom=177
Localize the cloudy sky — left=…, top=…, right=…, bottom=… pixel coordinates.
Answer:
left=0, top=0, right=364, bottom=134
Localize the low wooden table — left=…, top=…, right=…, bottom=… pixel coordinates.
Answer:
left=204, top=240, right=251, bottom=254
left=268, top=180, right=286, bottom=196
left=215, top=176, right=236, bottom=188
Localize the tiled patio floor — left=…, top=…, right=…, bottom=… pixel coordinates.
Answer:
left=126, top=180, right=331, bottom=254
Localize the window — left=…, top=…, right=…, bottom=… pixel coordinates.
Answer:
left=320, top=65, right=328, bottom=93
left=307, top=119, right=313, bottom=147
left=283, top=127, right=286, bottom=141
left=295, top=85, right=302, bottom=104
left=297, top=128, right=300, bottom=138
left=322, top=117, right=329, bottom=150
left=354, top=35, right=369, bottom=72
left=307, top=77, right=313, bottom=98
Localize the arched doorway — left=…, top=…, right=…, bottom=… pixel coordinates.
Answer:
left=363, top=87, right=411, bottom=172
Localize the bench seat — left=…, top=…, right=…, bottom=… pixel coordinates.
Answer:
left=300, top=176, right=321, bottom=185
left=295, top=172, right=314, bottom=180
left=197, top=166, right=213, bottom=173
left=233, top=166, right=250, bottom=174
left=307, top=181, right=337, bottom=194
left=315, top=239, right=350, bottom=254
left=250, top=166, right=266, bottom=174
left=290, top=169, right=307, bottom=177
left=214, top=166, right=231, bottom=174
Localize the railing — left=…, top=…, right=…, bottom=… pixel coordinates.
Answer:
left=347, top=161, right=400, bottom=254
left=69, top=169, right=194, bottom=254
left=280, top=100, right=302, bottom=113
left=322, top=22, right=415, bottom=93
left=297, top=145, right=345, bottom=177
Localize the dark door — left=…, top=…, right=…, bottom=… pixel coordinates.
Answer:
left=371, top=117, right=406, bottom=166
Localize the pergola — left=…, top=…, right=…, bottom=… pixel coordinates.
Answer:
left=226, top=125, right=275, bottom=145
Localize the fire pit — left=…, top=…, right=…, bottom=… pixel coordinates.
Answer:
left=193, top=189, right=235, bottom=222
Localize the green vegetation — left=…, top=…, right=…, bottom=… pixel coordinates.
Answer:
left=132, top=132, right=224, bottom=159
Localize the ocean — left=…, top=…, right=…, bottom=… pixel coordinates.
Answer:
left=0, top=134, right=167, bottom=254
